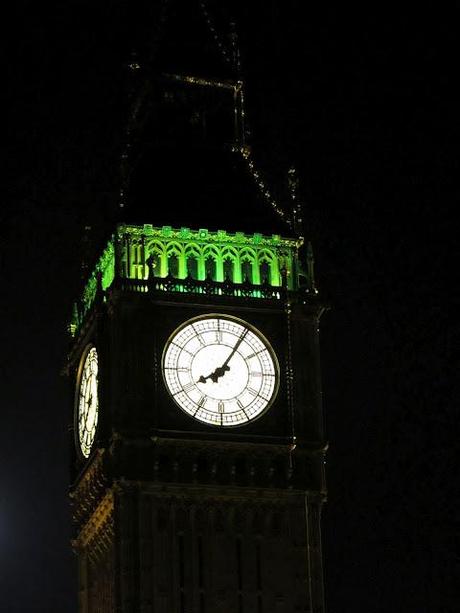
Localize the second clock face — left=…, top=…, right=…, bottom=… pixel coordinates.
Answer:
left=76, top=346, right=99, bottom=458
left=162, top=315, right=279, bottom=426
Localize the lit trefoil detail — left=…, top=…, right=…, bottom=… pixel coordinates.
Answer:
left=163, top=316, right=279, bottom=426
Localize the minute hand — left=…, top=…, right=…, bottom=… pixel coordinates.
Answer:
left=220, top=329, right=248, bottom=370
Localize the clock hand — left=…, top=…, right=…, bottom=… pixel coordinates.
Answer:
left=83, top=392, right=93, bottom=431
left=197, top=329, right=248, bottom=384
left=220, top=329, right=248, bottom=371
left=197, top=364, right=230, bottom=384
left=84, top=379, right=98, bottom=430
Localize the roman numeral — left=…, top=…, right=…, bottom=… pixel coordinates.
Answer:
left=192, top=324, right=205, bottom=345
left=236, top=399, right=249, bottom=419
left=218, top=401, right=225, bottom=414
left=182, top=382, right=195, bottom=393
left=171, top=341, right=193, bottom=355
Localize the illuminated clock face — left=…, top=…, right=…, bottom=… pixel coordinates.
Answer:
left=162, top=315, right=279, bottom=426
left=76, top=346, right=99, bottom=458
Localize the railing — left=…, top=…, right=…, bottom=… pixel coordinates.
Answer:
left=119, top=274, right=283, bottom=300
left=70, top=273, right=300, bottom=337
left=70, top=235, right=317, bottom=338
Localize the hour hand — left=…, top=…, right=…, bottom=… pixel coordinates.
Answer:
left=198, top=364, right=230, bottom=384
left=210, top=365, right=230, bottom=382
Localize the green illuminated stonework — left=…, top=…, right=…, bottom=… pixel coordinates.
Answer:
left=70, top=241, right=115, bottom=335
left=70, top=224, right=315, bottom=337
left=122, top=224, right=300, bottom=286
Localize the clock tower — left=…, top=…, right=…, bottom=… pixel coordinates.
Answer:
left=67, top=4, right=327, bottom=612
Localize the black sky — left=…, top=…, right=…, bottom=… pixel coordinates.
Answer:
left=1, top=2, right=457, bottom=611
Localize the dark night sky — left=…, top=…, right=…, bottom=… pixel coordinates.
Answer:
left=1, top=2, right=456, bottom=611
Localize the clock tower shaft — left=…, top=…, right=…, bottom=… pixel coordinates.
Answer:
left=67, top=5, right=327, bottom=612
left=68, top=226, right=326, bottom=612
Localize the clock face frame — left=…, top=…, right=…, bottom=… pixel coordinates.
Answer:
left=162, top=314, right=280, bottom=427
left=75, top=345, right=99, bottom=458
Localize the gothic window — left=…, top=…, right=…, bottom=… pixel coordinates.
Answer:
left=185, top=243, right=201, bottom=279
left=187, top=257, right=198, bottom=279
left=205, top=256, right=216, bottom=280
left=129, top=242, right=144, bottom=279
left=239, top=248, right=256, bottom=284
left=258, top=249, right=277, bottom=286
left=166, top=241, right=184, bottom=278
left=146, top=240, right=167, bottom=277
left=168, top=254, right=179, bottom=278
left=147, top=252, right=161, bottom=277
left=223, top=258, right=234, bottom=281
left=241, top=259, right=253, bottom=283
left=201, top=244, right=221, bottom=281
left=260, top=261, right=270, bottom=284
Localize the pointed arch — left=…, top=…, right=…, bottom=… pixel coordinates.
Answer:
left=257, top=248, right=279, bottom=286
left=221, top=246, right=240, bottom=282
left=203, top=244, right=223, bottom=281
left=239, top=247, right=257, bottom=284
left=145, top=239, right=167, bottom=277
left=165, top=240, right=186, bottom=278
left=184, top=242, right=203, bottom=279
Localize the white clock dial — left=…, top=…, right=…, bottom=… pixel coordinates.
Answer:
left=162, top=316, right=279, bottom=426
left=76, top=346, right=99, bottom=458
